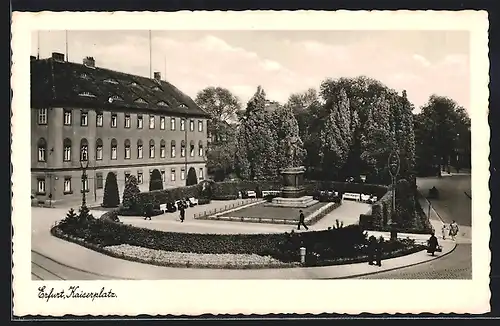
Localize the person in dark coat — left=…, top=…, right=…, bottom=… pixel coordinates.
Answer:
left=297, top=210, right=308, bottom=230
left=367, top=236, right=377, bottom=265
left=179, top=205, right=185, bottom=223
left=375, top=236, right=384, bottom=266
left=427, top=233, right=439, bottom=256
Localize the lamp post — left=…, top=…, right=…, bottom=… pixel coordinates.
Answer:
left=80, top=159, right=89, bottom=208
left=388, top=148, right=400, bottom=240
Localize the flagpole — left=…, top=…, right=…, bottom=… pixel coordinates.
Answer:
left=37, top=31, right=40, bottom=59
left=65, top=30, right=68, bottom=61
left=149, top=30, right=152, bottom=78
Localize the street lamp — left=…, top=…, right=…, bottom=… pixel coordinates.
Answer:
left=80, top=159, right=89, bottom=208
left=388, top=148, right=400, bottom=240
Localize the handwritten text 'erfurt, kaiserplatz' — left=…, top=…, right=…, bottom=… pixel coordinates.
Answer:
left=38, top=285, right=117, bottom=302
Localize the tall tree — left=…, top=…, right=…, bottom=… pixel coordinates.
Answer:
left=235, top=86, right=278, bottom=179
left=417, top=95, right=470, bottom=174
left=195, top=87, right=241, bottom=180
left=318, top=87, right=353, bottom=180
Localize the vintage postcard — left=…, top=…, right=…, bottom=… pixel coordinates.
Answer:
left=12, top=10, right=490, bottom=316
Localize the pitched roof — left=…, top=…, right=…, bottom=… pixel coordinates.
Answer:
left=30, top=56, right=210, bottom=118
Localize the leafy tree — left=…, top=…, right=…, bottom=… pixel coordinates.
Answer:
left=102, top=172, right=119, bottom=208
left=416, top=95, right=470, bottom=175
left=195, top=86, right=241, bottom=124
left=122, top=175, right=140, bottom=211
left=186, top=167, right=198, bottom=186
left=149, top=169, right=163, bottom=191
left=286, top=88, right=324, bottom=177
left=195, top=87, right=241, bottom=180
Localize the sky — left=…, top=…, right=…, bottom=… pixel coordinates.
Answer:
left=32, top=30, right=470, bottom=112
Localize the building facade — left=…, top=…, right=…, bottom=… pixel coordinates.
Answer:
left=31, top=53, right=210, bottom=206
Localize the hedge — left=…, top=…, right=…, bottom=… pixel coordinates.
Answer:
left=304, top=180, right=388, bottom=198
left=54, top=216, right=378, bottom=263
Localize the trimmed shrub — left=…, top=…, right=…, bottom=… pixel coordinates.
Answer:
left=122, top=175, right=141, bottom=212
left=212, top=195, right=238, bottom=201
left=359, top=214, right=373, bottom=229
left=303, top=180, right=388, bottom=198
left=198, top=198, right=211, bottom=205
left=186, top=167, right=198, bottom=186
left=102, top=172, right=120, bottom=208
left=149, top=169, right=163, bottom=191
left=99, top=210, right=121, bottom=223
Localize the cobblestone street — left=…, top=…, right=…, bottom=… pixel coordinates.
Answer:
left=358, top=244, right=472, bottom=279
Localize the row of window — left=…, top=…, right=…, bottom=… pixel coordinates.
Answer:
left=37, top=109, right=204, bottom=132
left=37, top=138, right=205, bottom=162
left=36, top=168, right=204, bottom=194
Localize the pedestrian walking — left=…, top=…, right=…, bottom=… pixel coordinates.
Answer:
left=449, top=220, right=459, bottom=241
left=367, top=236, right=377, bottom=265
left=375, top=236, right=384, bottom=266
left=179, top=204, right=185, bottom=223
left=297, top=210, right=308, bottom=230
left=441, top=224, right=447, bottom=240
left=427, top=232, right=439, bottom=256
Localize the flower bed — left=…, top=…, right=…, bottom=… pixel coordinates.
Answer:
left=51, top=210, right=425, bottom=269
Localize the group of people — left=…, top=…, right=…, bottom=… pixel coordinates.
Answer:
left=441, top=220, right=460, bottom=241
left=367, top=235, right=384, bottom=266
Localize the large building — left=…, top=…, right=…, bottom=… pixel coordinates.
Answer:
left=31, top=52, right=210, bottom=206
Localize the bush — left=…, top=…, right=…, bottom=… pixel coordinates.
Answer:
left=122, top=175, right=141, bottom=212
left=54, top=218, right=369, bottom=263
left=304, top=180, right=388, bottom=198
left=149, top=169, right=163, bottom=191
left=99, top=210, right=121, bottom=223
left=212, top=195, right=238, bottom=201
left=359, top=214, right=373, bottom=229
left=186, top=167, right=198, bottom=186
left=211, top=180, right=281, bottom=198
left=102, top=172, right=120, bottom=208
left=198, top=198, right=211, bottom=205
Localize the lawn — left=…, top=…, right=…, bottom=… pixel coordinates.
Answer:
left=219, top=202, right=329, bottom=221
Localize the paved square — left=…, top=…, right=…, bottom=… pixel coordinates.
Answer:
left=219, top=202, right=328, bottom=220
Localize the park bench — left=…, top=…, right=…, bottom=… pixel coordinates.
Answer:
left=262, top=190, right=280, bottom=197
left=342, top=192, right=361, bottom=201
left=247, top=190, right=257, bottom=198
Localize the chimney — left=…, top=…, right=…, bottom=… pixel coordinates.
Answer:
left=83, top=56, right=95, bottom=68
left=52, top=52, right=65, bottom=62
left=30, top=56, right=36, bottom=61
left=154, top=71, right=161, bottom=81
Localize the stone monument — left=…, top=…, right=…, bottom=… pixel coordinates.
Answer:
left=267, top=136, right=318, bottom=208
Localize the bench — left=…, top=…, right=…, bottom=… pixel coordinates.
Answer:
left=262, top=190, right=281, bottom=197
left=342, top=192, right=361, bottom=201
left=247, top=190, right=257, bottom=198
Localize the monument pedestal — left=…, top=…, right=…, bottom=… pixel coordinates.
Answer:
left=266, top=166, right=318, bottom=208
left=268, top=195, right=318, bottom=208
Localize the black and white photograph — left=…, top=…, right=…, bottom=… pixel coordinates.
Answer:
left=12, top=11, right=490, bottom=316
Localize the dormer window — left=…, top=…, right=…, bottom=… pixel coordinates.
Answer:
left=157, top=101, right=168, bottom=107
left=78, top=92, right=96, bottom=98
left=152, top=86, right=162, bottom=91
left=109, top=95, right=123, bottom=102
left=103, top=78, right=119, bottom=84
left=135, top=98, right=148, bottom=105
left=80, top=73, right=91, bottom=80
left=179, top=104, right=188, bottom=109
left=130, top=82, right=138, bottom=87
